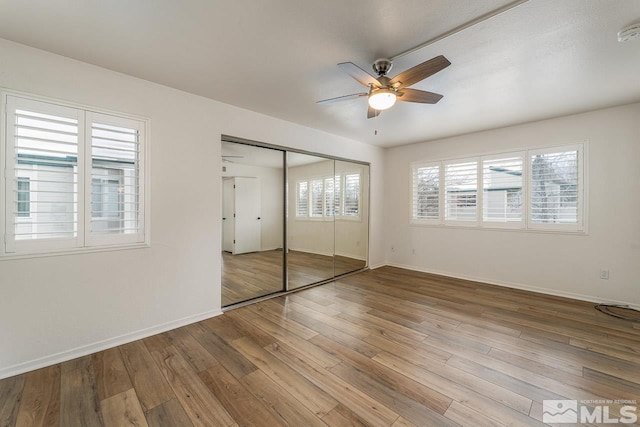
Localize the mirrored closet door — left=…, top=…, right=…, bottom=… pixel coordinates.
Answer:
left=287, top=152, right=336, bottom=289
left=221, top=142, right=285, bottom=306
left=221, top=137, right=369, bottom=307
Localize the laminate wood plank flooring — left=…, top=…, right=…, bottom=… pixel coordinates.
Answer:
left=222, top=250, right=365, bottom=306
left=2, top=266, right=640, bottom=426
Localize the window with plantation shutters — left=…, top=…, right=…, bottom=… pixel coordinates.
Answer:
left=444, top=160, right=478, bottom=222
left=409, top=144, right=584, bottom=232
left=5, top=96, right=83, bottom=253
left=529, top=146, right=582, bottom=230
left=412, top=163, right=440, bottom=221
left=3, top=93, right=148, bottom=255
left=482, top=155, right=523, bottom=224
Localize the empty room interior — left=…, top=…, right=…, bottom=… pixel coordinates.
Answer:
left=1, top=1, right=640, bottom=426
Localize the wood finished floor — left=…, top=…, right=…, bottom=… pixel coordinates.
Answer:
left=222, top=250, right=366, bottom=306
left=2, top=266, right=640, bottom=426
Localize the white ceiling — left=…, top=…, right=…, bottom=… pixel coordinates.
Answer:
left=1, top=0, right=639, bottom=148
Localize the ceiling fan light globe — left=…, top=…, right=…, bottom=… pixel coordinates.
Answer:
left=368, top=90, right=396, bottom=110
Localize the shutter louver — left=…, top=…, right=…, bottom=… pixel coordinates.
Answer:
left=482, top=156, right=523, bottom=223
left=324, top=177, right=336, bottom=217
left=530, top=150, right=579, bottom=225
left=310, top=179, right=324, bottom=217
left=8, top=100, right=81, bottom=249
left=445, top=161, right=478, bottom=222
left=297, top=181, right=308, bottom=217
left=343, top=173, right=360, bottom=216
left=90, top=119, right=140, bottom=237
left=412, top=164, right=439, bottom=220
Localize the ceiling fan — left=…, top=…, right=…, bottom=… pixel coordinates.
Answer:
left=317, top=55, right=451, bottom=119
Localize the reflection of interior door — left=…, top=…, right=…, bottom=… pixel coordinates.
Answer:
left=234, top=177, right=261, bottom=254
left=222, top=179, right=234, bottom=252
left=223, top=177, right=261, bottom=254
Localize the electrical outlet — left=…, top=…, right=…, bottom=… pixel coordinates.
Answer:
left=600, top=269, right=610, bottom=280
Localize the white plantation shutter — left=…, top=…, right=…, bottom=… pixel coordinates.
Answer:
left=529, top=146, right=582, bottom=230
left=412, top=163, right=440, bottom=221
left=444, top=160, right=478, bottom=222
left=86, top=112, right=145, bottom=245
left=310, top=179, right=324, bottom=217
left=324, top=177, right=336, bottom=217
left=334, top=174, right=341, bottom=216
left=3, top=93, right=148, bottom=255
left=5, top=96, right=84, bottom=252
left=343, top=173, right=360, bottom=217
left=297, top=181, right=308, bottom=217
left=482, top=155, right=523, bottom=224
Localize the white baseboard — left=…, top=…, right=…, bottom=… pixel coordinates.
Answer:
left=335, top=251, right=367, bottom=261
left=0, top=309, right=223, bottom=380
left=288, top=248, right=334, bottom=258
left=385, top=262, right=640, bottom=311
left=368, top=262, right=386, bottom=270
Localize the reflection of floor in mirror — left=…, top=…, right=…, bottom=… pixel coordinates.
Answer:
left=222, top=250, right=366, bottom=306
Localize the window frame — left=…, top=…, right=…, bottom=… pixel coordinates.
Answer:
left=409, top=143, right=587, bottom=234
left=1, top=90, right=150, bottom=258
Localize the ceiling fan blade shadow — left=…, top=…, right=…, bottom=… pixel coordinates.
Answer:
left=338, top=62, right=382, bottom=87
left=389, top=55, right=451, bottom=88
left=367, top=106, right=381, bottom=119
left=317, top=92, right=368, bottom=104
left=397, top=88, right=443, bottom=104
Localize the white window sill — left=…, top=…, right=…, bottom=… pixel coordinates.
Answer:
left=0, top=242, right=150, bottom=261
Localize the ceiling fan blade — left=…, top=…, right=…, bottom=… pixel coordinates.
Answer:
left=338, top=62, right=382, bottom=87
left=316, top=92, right=368, bottom=104
left=397, top=88, right=443, bottom=104
left=389, top=55, right=451, bottom=88
left=367, top=105, right=381, bottom=119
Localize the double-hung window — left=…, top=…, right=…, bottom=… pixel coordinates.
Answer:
left=2, top=93, right=147, bottom=255
left=410, top=143, right=585, bottom=232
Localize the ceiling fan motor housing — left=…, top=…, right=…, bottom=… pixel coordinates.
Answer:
left=373, top=58, right=393, bottom=76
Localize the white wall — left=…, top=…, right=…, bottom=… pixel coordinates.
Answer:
left=385, top=103, right=640, bottom=308
left=0, top=39, right=385, bottom=379
left=222, top=163, right=283, bottom=251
